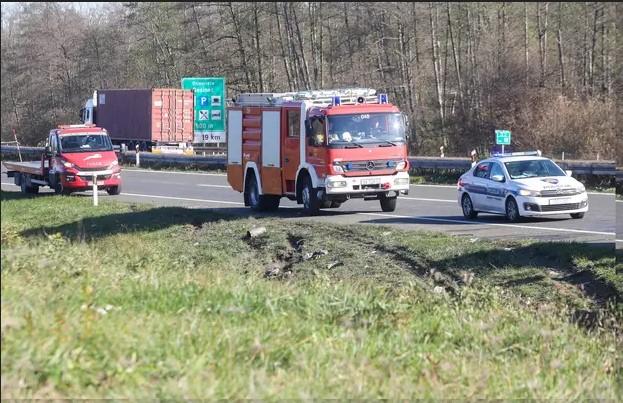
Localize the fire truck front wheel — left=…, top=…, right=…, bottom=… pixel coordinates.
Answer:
left=380, top=194, right=397, bottom=212
left=301, top=176, right=321, bottom=215
left=245, top=174, right=280, bottom=211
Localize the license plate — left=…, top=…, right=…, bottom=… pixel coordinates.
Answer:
left=549, top=197, right=572, bottom=205
left=361, top=178, right=381, bottom=185
left=87, top=181, right=105, bottom=186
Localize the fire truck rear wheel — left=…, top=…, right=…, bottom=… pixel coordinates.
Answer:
left=301, top=176, right=321, bottom=215
left=380, top=195, right=397, bottom=212
left=245, top=174, right=279, bottom=211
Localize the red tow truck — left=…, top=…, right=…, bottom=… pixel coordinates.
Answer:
left=3, top=124, right=122, bottom=195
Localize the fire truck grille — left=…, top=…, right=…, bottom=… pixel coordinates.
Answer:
left=340, top=159, right=401, bottom=172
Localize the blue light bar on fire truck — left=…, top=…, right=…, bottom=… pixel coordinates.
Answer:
left=378, top=93, right=388, bottom=104
left=332, top=96, right=341, bottom=106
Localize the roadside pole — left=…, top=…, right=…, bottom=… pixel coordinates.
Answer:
left=92, top=174, right=98, bottom=206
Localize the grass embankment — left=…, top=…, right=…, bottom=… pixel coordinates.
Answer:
left=1, top=191, right=621, bottom=399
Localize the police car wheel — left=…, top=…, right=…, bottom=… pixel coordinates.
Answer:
left=570, top=212, right=585, bottom=219
left=461, top=194, right=478, bottom=219
left=505, top=197, right=521, bottom=222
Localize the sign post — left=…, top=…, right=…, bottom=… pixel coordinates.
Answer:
left=181, top=77, right=227, bottom=145
left=495, top=130, right=511, bottom=154
left=92, top=174, right=98, bottom=206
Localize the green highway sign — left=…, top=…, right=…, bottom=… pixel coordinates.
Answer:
left=495, top=129, right=511, bottom=145
left=181, top=77, right=226, bottom=144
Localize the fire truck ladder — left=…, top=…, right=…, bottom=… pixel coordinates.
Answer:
left=233, top=88, right=380, bottom=106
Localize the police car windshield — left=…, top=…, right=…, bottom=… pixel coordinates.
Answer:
left=60, top=134, right=113, bottom=153
left=327, top=113, right=405, bottom=146
left=504, top=159, right=566, bottom=179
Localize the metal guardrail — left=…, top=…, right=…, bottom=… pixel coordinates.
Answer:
left=1, top=145, right=616, bottom=177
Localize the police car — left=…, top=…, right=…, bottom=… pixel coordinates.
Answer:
left=457, top=151, right=588, bottom=222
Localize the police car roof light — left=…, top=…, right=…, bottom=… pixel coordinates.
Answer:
left=492, top=150, right=542, bottom=158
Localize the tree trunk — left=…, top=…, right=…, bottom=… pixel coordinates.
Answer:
left=253, top=3, right=264, bottom=92
left=429, top=3, right=445, bottom=131
left=290, top=4, right=311, bottom=89
left=274, top=3, right=294, bottom=90
left=556, top=2, right=566, bottom=90
left=525, top=2, right=529, bottom=86
left=227, top=2, right=252, bottom=90
left=447, top=3, right=464, bottom=114
left=536, top=2, right=549, bottom=88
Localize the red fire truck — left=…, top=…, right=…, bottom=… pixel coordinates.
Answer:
left=226, top=88, right=410, bottom=215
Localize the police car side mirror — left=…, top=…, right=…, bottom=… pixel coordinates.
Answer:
left=491, top=174, right=505, bottom=183
left=565, top=170, right=573, bottom=177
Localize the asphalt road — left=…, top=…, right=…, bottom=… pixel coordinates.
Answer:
left=1, top=168, right=618, bottom=244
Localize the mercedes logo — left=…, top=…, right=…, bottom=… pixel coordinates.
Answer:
left=366, top=161, right=375, bottom=170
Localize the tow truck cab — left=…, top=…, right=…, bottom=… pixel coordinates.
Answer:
left=46, top=124, right=122, bottom=194
left=227, top=88, right=411, bottom=214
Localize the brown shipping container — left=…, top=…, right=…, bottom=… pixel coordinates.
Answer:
left=95, top=89, right=194, bottom=143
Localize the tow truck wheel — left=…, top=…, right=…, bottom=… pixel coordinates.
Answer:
left=570, top=212, right=585, bottom=219
left=505, top=197, right=521, bottom=222
left=54, top=180, right=71, bottom=196
left=301, top=176, right=321, bottom=215
left=20, top=177, right=39, bottom=194
left=379, top=195, right=397, bottom=212
left=461, top=194, right=478, bottom=219
left=107, top=186, right=121, bottom=195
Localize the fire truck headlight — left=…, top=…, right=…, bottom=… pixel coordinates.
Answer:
left=395, top=161, right=407, bottom=170
left=394, top=178, right=410, bottom=186
left=332, top=164, right=344, bottom=173
left=327, top=180, right=347, bottom=188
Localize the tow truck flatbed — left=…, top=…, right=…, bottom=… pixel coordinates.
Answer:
left=3, top=160, right=48, bottom=177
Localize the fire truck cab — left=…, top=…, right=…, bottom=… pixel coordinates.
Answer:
left=226, top=88, right=410, bottom=215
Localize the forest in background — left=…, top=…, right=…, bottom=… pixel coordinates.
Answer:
left=1, top=2, right=621, bottom=159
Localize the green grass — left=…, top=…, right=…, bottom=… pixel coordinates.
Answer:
left=1, top=191, right=621, bottom=399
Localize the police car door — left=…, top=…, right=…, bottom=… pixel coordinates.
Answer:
left=485, top=162, right=507, bottom=212
left=470, top=162, right=492, bottom=210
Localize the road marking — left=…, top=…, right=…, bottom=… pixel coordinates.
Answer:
left=357, top=212, right=615, bottom=236
left=119, top=172, right=616, bottom=196
left=412, top=184, right=457, bottom=189
left=124, top=169, right=226, bottom=177
left=401, top=197, right=455, bottom=203
left=197, top=184, right=231, bottom=188
left=3, top=181, right=614, bottom=238
left=121, top=192, right=244, bottom=205
left=586, top=192, right=615, bottom=196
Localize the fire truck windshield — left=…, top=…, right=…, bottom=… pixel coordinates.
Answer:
left=327, top=113, right=406, bottom=147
